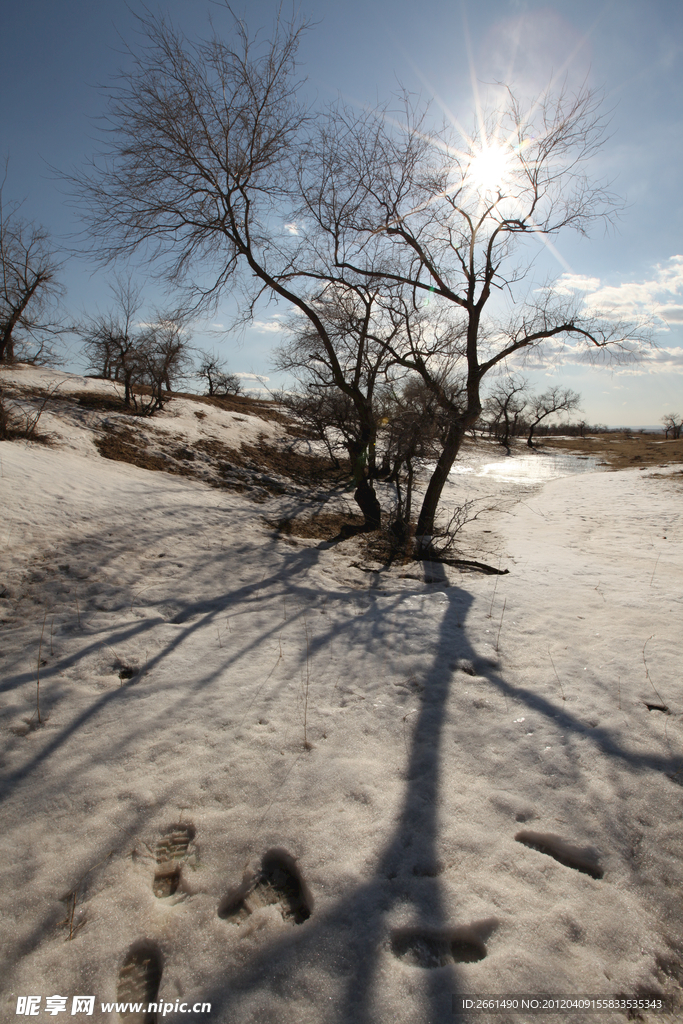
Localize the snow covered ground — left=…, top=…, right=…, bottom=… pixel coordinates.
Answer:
left=1, top=367, right=682, bottom=1024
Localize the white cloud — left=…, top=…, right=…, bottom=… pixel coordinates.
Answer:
left=210, top=323, right=225, bottom=330
left=658, top=306, right=683, bottom=323
left=252, top=319, right=285, bottom=334
left=236, top=373, right=270, bottom=382
left=609, top=345, right=683, bottom=374
left=506, top=328, right=683, bottom=376
left=553, top=274, right=601, bottom=294
left=554, top=255, right=683, bottom=326
left=284, top=223, right=300, bottom=235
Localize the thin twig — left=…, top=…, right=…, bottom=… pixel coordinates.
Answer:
left=236, top=643, right=283, bottom=731
left=62, top=850, right=114, bottom=941
left=488, top=558, right=502, bottom=618
left=69, top=894, right=77, bottom=940
left=253, top=750, right=305, bottom=838
left=302, top=613, right=312, bottom=750
left=548, top=648, right=566, bottom=702
left=649, top=553, right=661, bottom=587
left=402, top=708, right=417, bottom=757
left=36, top=611, right=47, bottom=725
left=495, top=598, right=506, bottom=653
left=642, top=636, right=667, bottom=706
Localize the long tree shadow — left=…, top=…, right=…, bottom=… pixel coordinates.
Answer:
left=173, top=567, right=683, bottom=1022
left=186, top=565, right=482, bottom=1024
left=4, top=509, right=682, bottom=1020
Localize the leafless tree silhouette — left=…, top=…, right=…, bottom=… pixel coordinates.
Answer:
left=526, top=385, right=581, bottom=446
left=301, top=87, right=651, bottom=534
left=661, top=412, right=682, bottom=440
left=0, top=176, right=65, bottom=364
left=78, top=276, right=191, bottom=413
left=196, top=350, right=241, bottom=396
left=68, top=4, right=651, bottom=531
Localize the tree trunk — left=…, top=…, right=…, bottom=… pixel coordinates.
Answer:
left=416, top=421, right=465, bottom=537
left=354, top=476, right=382, bottom=531
left=0, top=317, right=19, bottom=362
left=349, top=412, right=380, bottom=530
left=0, top=278, right=40, bottom=363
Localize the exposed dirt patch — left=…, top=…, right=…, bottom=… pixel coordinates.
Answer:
left=94, top=424, right=177, bottom=474
left=94, top=417, right=347, bottom=500
left=175, top=389, right=295, bottom=426
left=1, top=387, right=57, bottom=445
left=539, top=433, right=683, bottom=470
left=75, top=391, right=128, bottom=412
left=268, top=511, right=366, bottom=541
left=362, top=525, right=414, bottom=565
left=0, top=422, right=55, bottom=445
left=241, top=439, right=349, bottom=486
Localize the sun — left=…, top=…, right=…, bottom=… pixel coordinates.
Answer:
left=466, top=142, right=513, bottom=197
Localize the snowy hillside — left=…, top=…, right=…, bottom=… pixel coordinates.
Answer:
left=1, top=366, right=682, bottom=1024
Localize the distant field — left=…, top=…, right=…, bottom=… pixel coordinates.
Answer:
left=539, top=432, right=683, bottom=470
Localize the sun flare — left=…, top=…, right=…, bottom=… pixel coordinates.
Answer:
left=466, top=142, right=513, bottom=197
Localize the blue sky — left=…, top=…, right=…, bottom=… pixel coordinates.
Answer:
left=2, top=0, right=682, bottom=425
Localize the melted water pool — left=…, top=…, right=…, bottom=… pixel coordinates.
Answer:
left=450, top=450, right=602, bottom=483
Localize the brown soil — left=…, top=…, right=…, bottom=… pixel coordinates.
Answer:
left=240, top=439, right=349, bottom=486
left=267, top=512, right=365, bottom=541
left=94, top=419, right=348, bottom=497
left=94, top=425, right=181, bottom=475
left=174, top=388, right=296, bottom=427
left=75, top=392, right=129, bottom=412
left=537, top=433, right=683, bottom=470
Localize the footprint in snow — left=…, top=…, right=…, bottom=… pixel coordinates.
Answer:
left=152, top=823, right=195, bottom=898
left=515, top=829, right=604, bottom=879
left=116, top=942, right=162, bottom=1023
left=218, top=847, right=312, bottom=925
left=391, top=920, right=496, bottom=968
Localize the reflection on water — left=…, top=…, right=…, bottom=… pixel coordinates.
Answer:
left=450, top=450, right=601, bottom=482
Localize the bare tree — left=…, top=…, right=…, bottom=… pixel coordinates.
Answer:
left=78, top=276, right=144, bottom=405
left=661, top=413, right=682, bottom=440
left=135, top=315, right=193, bottom=414
left=196, top=350, right=241, bottom=396
left=69, top=7, right=389, bottom=528
left=69, top=7, right=650, bottom=532
left=301, top=87, right=651, bottom=536
left=377, top=377, right=451, bottom=537
left=275, top=282, right=410, bottom=528
left=526, top=386, right=581, bottom=446
left=484, top=375, right=529, bottom=448
left=0, top=180, right=65, bottom=363
left=78, top=277, right=191, bottom=412
left=278, top=387, right=356, bottom=469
